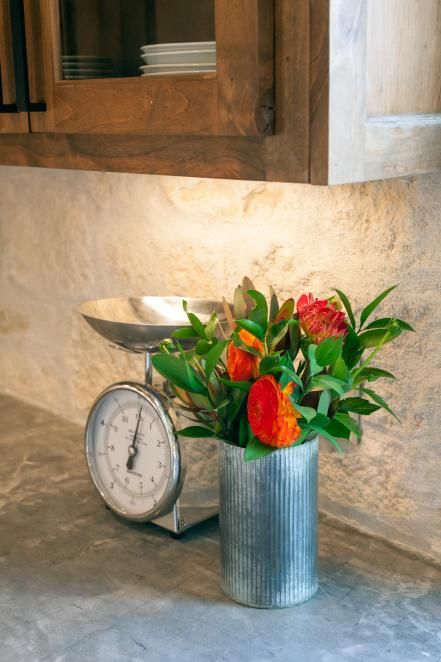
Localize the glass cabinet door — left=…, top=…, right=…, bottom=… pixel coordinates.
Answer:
left=0, top=0, right=29, bottom=133
left=33, top=0, right=273, bottom=136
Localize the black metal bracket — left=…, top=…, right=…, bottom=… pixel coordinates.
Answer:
left=2, top=0, right=46, bottom=113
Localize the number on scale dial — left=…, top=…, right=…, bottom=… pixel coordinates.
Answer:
left=85, top=384, right=180, bottom=521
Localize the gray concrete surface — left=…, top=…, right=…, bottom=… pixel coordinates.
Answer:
left=0, top=394, right=440, bottom=662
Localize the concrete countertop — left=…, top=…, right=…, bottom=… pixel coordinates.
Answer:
left=0, top=394, right=440, bottom=662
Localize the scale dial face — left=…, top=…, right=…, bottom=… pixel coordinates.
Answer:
left=85, top=383, right=181, bottom=521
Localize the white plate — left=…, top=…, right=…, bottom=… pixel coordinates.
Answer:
left=63, top=74, right=115, bottom=80
left=141, top=49, right=215, bottom=65
left=63, top=67, right=114, bottom=73
left=141, top=41, right=215, bottom=54
left=62, top=55, right=113, bottom=61
left=141, top=70, right=215, bottom=77
left=140, top=62, right=215, bottom=73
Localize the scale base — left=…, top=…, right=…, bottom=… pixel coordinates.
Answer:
left=152, top=489, right=218, bottom=535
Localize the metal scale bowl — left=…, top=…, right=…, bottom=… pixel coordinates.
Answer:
left=79, top=296, right=224, bottom=535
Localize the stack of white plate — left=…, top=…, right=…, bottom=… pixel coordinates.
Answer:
left=140, top=41, right=216, bottom=77
left=62, top=55, right=114, bottom=80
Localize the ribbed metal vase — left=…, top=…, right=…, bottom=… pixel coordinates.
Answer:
left=219, top=437, right=319, bottom=608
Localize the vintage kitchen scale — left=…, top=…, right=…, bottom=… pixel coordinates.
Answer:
left=79, top=296, right=225, bottom=536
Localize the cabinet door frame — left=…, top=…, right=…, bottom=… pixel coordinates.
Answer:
left=0, top=0, right=29, bottom=133
left=32, top=0, right=274, bottom=136
left=311, top=0, right=441, bottom=184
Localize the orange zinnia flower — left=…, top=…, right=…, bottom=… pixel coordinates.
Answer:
left=227, top=329, right=263, bottom=382
left=247, top=375, right=301, bottom=448
left=297, top=293, right=347, bottom=344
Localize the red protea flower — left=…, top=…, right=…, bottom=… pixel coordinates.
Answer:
left=247, top=375, right=301, bottom=448
left=297, top=293, right=347, bottom=344
left=227, top=329, right=264, bottom=382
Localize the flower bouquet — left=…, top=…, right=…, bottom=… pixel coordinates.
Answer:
left=152, top=278, right=413, bottom=608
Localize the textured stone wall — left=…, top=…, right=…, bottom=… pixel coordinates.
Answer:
left=1, top=166, right=440, bottom=562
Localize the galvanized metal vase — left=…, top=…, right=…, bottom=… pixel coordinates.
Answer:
left=219, top=437, right=319, bottom=608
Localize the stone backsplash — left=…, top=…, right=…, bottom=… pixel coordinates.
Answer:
left=0, top=166, right=439, bottom=562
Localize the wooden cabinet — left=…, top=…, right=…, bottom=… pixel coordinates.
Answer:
left=0, top=0, right=440, bottom=184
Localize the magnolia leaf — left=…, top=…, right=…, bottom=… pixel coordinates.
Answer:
left=338, top=397, right=381, bottom=415
left=179, top=426, right=217, bottom=438
left=235, top=318, right=265, bottom=342
left=242, top=277, right=256, bottom=312
left=360, top=285, right=398, bottom=328
left=226, top=390, right=247, bottom=427
left=233, top=286, right=247, bottom=321
left=205, top=311, right=219, bottom=341
left=259, top=355, right=281, bottom=376
left=205, top=340, right=228, bottom=380
left=316, top=337, right=343, bottom=367
left=310, top=413, right=330, bottom=428
left=359, top=387, right=400, bottom=422
left=365, top=317, right=415, bottom=332
left=278, top=365, right=303, bottom=389
left=268, top=319, right=289, bottom=349
left=288, top=320, right=301, bottom=360
left=222, top=297, right=236, bottom=332
left=269, top=286, right=280, bottom=321
left=244, top=434, right=277, bottom=462
left=334, top=412, right=361, bottom=438
left=275, top=298, right=294, bottom=323
left=152, top=354, right=208, bottom=395
left=334, top=288, right=356, bottom=328
left=185, top=308, right=206, bottom=339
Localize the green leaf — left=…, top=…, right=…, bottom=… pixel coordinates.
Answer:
left=245, top=434, right=277, bottom=462
left=178, top=426, right=217, bottom=438
left=152, top=354, right=208, bottom=395
left=310, top=413, right=330, bottom=428
left=268, top=319, right=289, bottom=349
left=358, top=327, right=401, bottom=348
left=259, top=355, right=282, bottom=376
left=309, top=424, right=344, bottom=453
left=342, top=326, right=362, bottom=369
left=219, top=378, right=251, bottom=392
left=359, top=387, right=400, bottom=422
left=239, top=415, right=249, bottom=447
left=294, top=404, right=316, bottom=423
left=334, top=288, right=356, bottom=328
left=235, top=319, right=265, bottom=342
left=172, top=327, right=198, bottom=339
left=325, top=419, right=351, bottom=440
left=196, top=339, right=212, bottom=355
left=353, top=367, right=396, bottom=386
left=364, top=317, right=415, bottom=332
left=360, top=285, right=398, bottom=328
left=307, top=344, right=322, bottom=376
left=316, top=337, right=343, bottom=367
left=307, top=375, right=348, bottom=396
left=318, top=389, right=331, bottom=415
left=183, top=301, right=207, bottom=339
left=232, top=331, right=262, bottom=356
left=277, top=364, right=304, bottom=390
left=226, top=389, right=246, bottom=426
left=334, top=412, right=361, bottom=438
left=205, top=340, right=228, bottom=380
left=339, top=397, right=381, bottom=415
left=332, top=356, right=350, bottom=381
left=288, top=321, right=301, bottom=360
left=247, top=290, right=268, bottom=333
left=269, top=286, right=279, bottom=321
